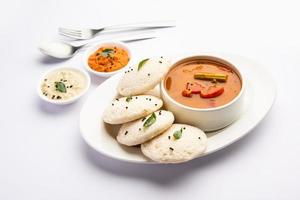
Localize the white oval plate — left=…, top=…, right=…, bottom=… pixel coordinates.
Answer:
left=80, top=53, right=276, bottom=163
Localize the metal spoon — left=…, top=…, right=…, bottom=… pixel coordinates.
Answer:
left=38, top=33, right=156, bottom=59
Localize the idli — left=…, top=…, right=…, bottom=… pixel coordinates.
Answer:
left=117, top=110, right=174, bottom=146
left=103, top=95, right=163, bottom=124
left=117, top=57, right=171, bottom=96
left=141, top=124, right=207, bottom=163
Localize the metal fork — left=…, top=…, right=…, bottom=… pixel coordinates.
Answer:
left=59, top=20, right=176, bottom=40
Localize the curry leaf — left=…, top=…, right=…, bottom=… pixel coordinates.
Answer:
left=101, top=49, right=114, bottom=57
left=173, top=128, right=183, bottom=140
left=55, top=82, right=67, bottom=93
left=102, top=48, right=114, bottom=53
left=126, top=96, right=133, bottom=102
left=143, top=112, right=156, bottom=128
left=138, top=58, right=149, bottom=71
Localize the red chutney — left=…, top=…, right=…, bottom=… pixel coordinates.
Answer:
left=164, top=59, right=242, bottom=109
left=88, top=46, right=129, bottom=72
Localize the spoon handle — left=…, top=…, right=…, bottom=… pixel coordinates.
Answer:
left=102, top=20, right=176, bottom=32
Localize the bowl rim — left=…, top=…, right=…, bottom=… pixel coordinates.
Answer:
left=37, top=66, right=91, bottom=105
left=83, top=41, right=132, bottom=77
left=160, top=55, right=245, bottom=112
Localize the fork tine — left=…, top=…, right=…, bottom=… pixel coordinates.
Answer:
left=58, top=28, right=83, bottom=39
left=59, top=30, right=81, bottom=36
left=59, top=30, right=82, bottom=37
left=58, top=27, right=81, bottom=33
left=59, top=32, right=82, bottom=38
left=59, top=28, right=82, bottom=36
left=59, top=31, right=83, bottom=39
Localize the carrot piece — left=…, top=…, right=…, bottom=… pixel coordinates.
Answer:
left=182, top=89, right=192, bottom=97
left=186, top=82, right=204, bottom=94
left=191, top=83, right=204, bottom=94
left=200, top=86, right=224, bottom=98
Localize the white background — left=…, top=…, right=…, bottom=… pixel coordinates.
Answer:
left=0, top=0, right=299, bottom=199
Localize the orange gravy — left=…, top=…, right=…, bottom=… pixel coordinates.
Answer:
left=164, top=60, right=242, bottom=109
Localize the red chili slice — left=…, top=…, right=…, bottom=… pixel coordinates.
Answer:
left=200, top=86, right=224, bottom=98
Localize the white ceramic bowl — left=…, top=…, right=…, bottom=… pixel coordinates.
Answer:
left=83, top=41, right=131, bottom=78
left=161, top=55, right=246, bottom=131
left=37, top=66, right=91, bottom=105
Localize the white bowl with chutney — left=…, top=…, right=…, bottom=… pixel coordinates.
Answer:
left=161, top=55, right=245, bottom=131
left=83, top=41, right=131, bottom=78
left=38, top=66, right=91, bottom=105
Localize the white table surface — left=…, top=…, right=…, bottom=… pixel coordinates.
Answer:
left=1, top=0, right=299, bottom=199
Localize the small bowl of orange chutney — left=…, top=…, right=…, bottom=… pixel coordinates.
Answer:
left=84, top=42, right=131, bottom=77
left=161, top=55, right=245, bottom=131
